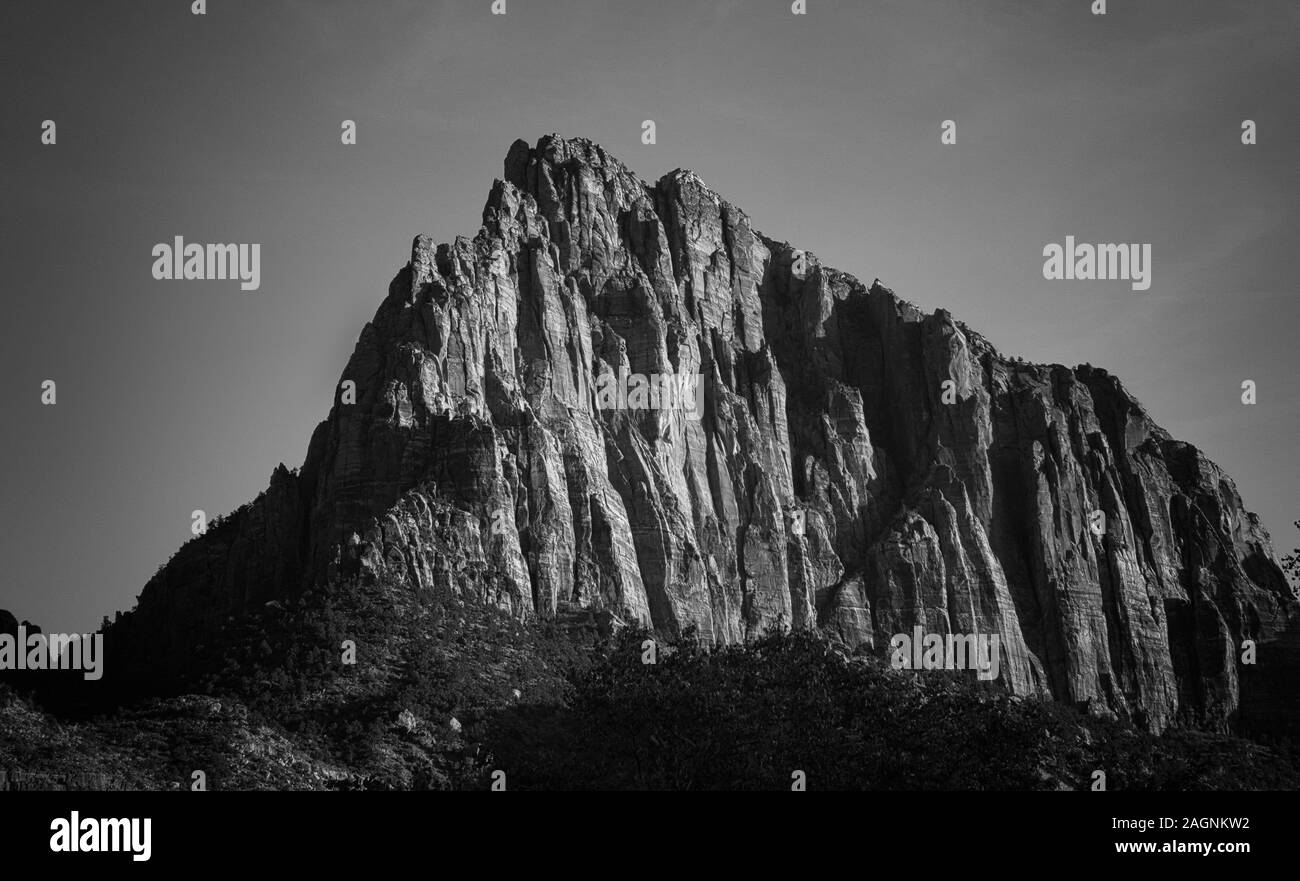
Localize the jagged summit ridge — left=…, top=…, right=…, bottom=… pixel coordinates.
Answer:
left=106, top=134, right=1300, bottom=735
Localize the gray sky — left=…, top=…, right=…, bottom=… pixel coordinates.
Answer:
left=2, top=0, right=1296, bottom=632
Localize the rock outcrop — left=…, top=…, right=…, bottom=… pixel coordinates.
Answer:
left=104, top=135, right=1300, bottom=735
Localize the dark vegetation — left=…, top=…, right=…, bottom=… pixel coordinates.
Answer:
left=480, top=626, right=1300, bottom=791
left=4, top=576, right=1299, bottom=790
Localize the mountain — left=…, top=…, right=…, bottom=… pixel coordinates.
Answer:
left=97, top=134, right=1299, bottom=736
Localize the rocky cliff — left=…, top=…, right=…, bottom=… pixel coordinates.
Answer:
left=104, top=134, right=1300, bottom=735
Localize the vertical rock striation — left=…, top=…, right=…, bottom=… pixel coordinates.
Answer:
left=106, top=135, right=1300, bottom=735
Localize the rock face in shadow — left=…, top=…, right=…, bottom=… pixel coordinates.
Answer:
left=103, top=135, right=1300, bottom=735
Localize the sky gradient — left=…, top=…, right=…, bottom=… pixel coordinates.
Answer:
left=2, top=0, right=1296, bottom=632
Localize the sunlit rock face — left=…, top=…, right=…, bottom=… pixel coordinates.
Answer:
left=105, top=135, right=1299, bottom=735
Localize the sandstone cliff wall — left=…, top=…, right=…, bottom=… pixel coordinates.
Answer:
left=106, top=135, right=1300, bottom=734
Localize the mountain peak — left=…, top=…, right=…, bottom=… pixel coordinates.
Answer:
left=102, top=132, right=1300, bottom=738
